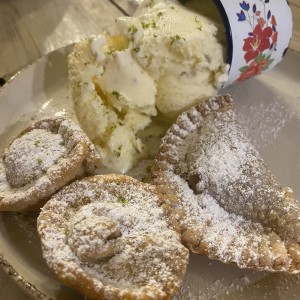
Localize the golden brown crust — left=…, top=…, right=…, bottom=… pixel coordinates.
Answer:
left=37, top=174, right=189, bottom=300
left=151, top=94, right=300, bottom=273
left=0, top=117, right=101, bottom=211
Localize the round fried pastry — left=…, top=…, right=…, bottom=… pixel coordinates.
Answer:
left=0, top=117, right=101, bottom=211
left=152, top=95, right=300, bottom=273
left=37, top=174, right=189, bottom=300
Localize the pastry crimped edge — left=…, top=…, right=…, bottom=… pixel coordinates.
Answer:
left=0, top=117, right=101, bottom=211
left=37, top=174, right=189, bottom=300
left=151, top=94, right=300, bottom=274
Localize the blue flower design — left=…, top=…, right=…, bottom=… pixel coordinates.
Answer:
left=265, top=0, right=270, bottom=3
left=240, top=1, right=250, bottom=11
left=252, top=4, right=257, bottom=13
left=237, top=10, right=246, bottom=21
left=267, top=10, right=271, bottom=19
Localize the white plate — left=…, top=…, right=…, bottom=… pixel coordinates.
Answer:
left=0, top=45, right=300, bottom=300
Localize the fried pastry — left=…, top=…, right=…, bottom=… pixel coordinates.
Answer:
left=37, top=174, right=189, bottom=300
left=151, top=95, right=300, bottom=273
left=0, top=117, right=101, bottom=211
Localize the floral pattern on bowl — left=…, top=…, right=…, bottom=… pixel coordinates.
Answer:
left=214, top=0, right=293, bottom=87
left=237, top=1, right=278, bottom=81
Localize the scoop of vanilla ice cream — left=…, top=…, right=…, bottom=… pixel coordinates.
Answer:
left=68, top=35, right=157, bottom=173
left=68, top=0, right=228, bottom=172
left=130, top=0, right=228, bottom=118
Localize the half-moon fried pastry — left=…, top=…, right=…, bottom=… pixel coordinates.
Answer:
left=151, top=95, right=300, bottom=273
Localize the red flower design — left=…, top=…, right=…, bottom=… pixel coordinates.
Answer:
left=257, top=17, right=266, bottom=28
left=236, top=3, right=277, bottom=83
left=243, top=24, right=273, bottom=63
left=237, top=59, right=269, bottom=81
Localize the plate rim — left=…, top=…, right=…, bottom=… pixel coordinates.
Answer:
left=0, top=45, right=75, bottom=300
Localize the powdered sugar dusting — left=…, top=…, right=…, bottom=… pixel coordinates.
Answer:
left=237, top=99, right=295, bottom=150
left=167, top=172, right=269, bottom=267
left=177, top=110, right=259, bottom=194
left=3, top=129, right=67, bottom=188
left=38, top=175, right=188, bottom=299
left=0, top=117, right=101, bottom=211
left=152, top=95, right=300, bottom=273
left=176, top=106, right=300, bottom=244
